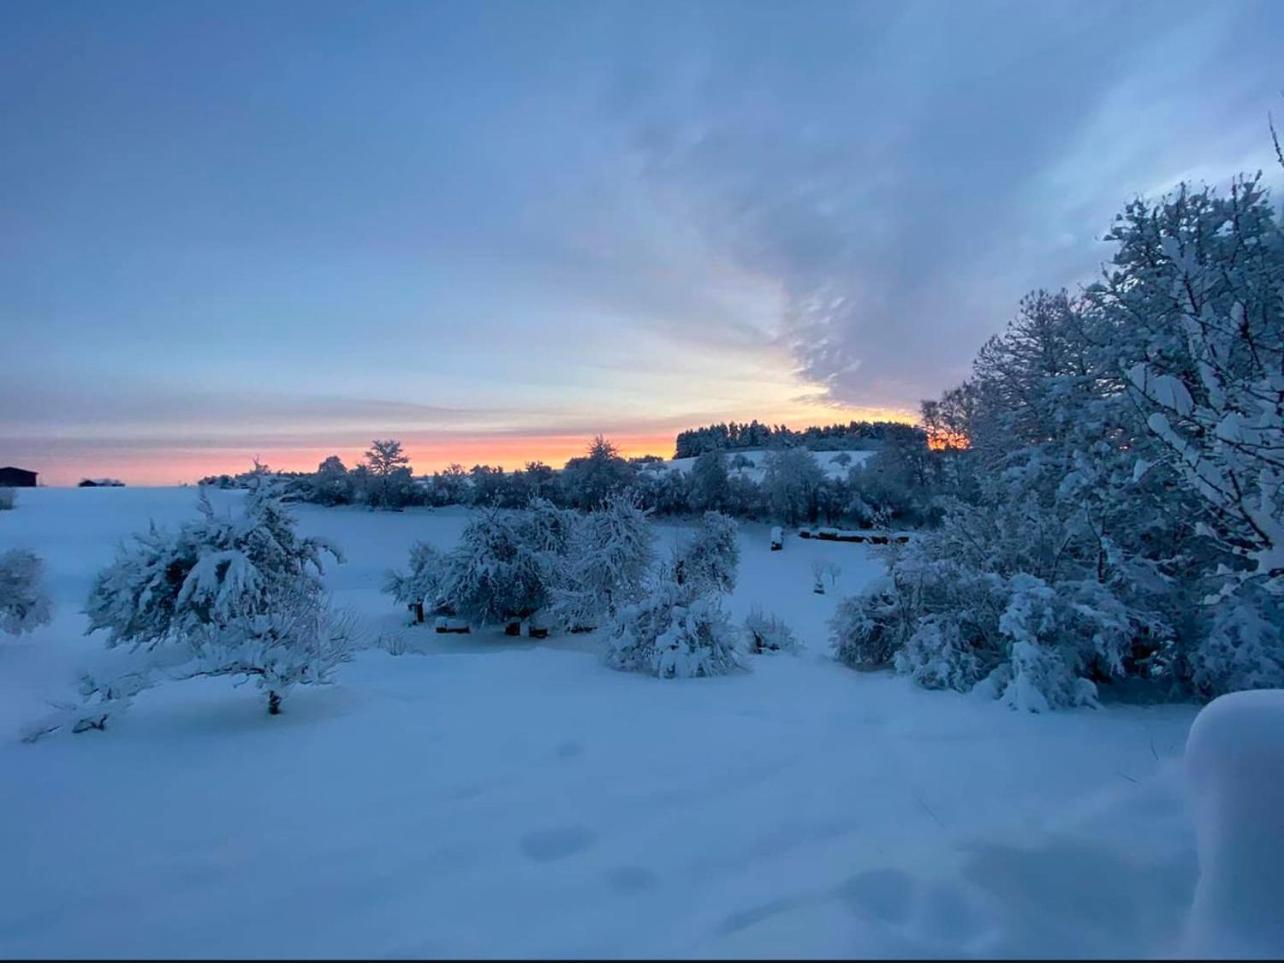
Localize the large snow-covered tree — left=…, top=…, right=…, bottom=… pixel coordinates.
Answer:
left=308, top=455, right=354, bottom=506
left=559, top=436, right=637, bottom=509
left=85, top=482, right=348, bottom=715
left=831, top=165, right=1284, bottom=708
left=551, top=491, right=653, bottom=631
left=761, top=447, right=825, bottom=525
left=689, top=450, right=730, bottom=512
left=362, top=439, right=414, bottom=509
left=0, top=549, right=53, bottom=636
left=439, top=501, right=577, bottom=627
left=671, top=511, right=740, bottom=596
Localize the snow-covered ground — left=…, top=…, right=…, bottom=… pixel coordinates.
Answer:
left=0, top=488, right=1204, bottom=958
left=658, top=448, right=875, bottom=482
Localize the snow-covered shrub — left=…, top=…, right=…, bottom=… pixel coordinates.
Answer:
left=607, top=586, right=743, bottom=678
left=830, top=578, right=913, bottom=670
left=1191, top=583, right=1284, bottom=696
left=895, top=616, right=983, bottom=691
left=672, top=511, right=739, bottom=595
left=0, top=487, right=14, bottom=511
left=84, top=483, right=346, bottom=716
left=810, top=559, right=840, bottom=593
left=552, top=491, right=653, bottom=631
left=376, top=632, right=411, bottom=656
left=744, top=607, right=799, bottom=654
left=0, top=548, right=53, bottom=635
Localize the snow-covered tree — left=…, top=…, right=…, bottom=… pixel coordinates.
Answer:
left=84, top=482, right=347, bottom=715
left=559, top=435, right=637, bottom=509
left=606, top=585, right=742, bottom=678
left=690, top=450, right=730, bottom=511
left=1121, top=181, right=1284, bottom=592
left=383, top=541, right=448, bottom=620
left=551, top=491, right=653, bottom=631
left=362, top=439, right=414, bottom=509
left=810, top=559, right=840, bottom=594
left=605, top=511, right=743, bottom=678
left=671, top=511, right=740, bottom=595
left=441, top=502, right=576, bottom=627
left=762, top=447, right=825, bottom=525
left=831, top=577, right=914, bottom=671
left=0, top=549, right=53, bottom=635
left=744, top=607, right=799, bottom=653
left=309, top=455, right=353, bottom=506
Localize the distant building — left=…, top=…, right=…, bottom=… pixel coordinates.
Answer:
left=0, top=467, right=37, bottom=487
left=78, top=478, right=125, bottom=488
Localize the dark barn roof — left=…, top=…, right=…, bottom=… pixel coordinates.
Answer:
left=0, top=466, right=38, bottom=487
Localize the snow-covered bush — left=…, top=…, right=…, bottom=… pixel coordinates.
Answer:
left=831, top=578, right=913, bottom=670
left=672, top=511, right=739, bottom=595
left=606, top=510, right=743, bottom=678
left=895, top=615, right=983, bottom=691
left=83, top=483, right=347, bottom=717
left=744, top=607, right=799, bottom=654
left=810, top=559, right=840, bottom=593
left=0, top=487, right=14, bottom=511
left=606, top=586, right=742, bottom=678
left=1191, top=583, right=1284, bottom=696
left=0, top=548, right=53, bottom=635
left=384, top=541, right=448, bottom=618
left=551, top=491, right=653, bottom=631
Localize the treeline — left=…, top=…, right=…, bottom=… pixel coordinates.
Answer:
left=831, top=167, right=1284, bottom=709
left=673, top=419, right=921, bottom=458
left=209, top=433, right=950, bottom=530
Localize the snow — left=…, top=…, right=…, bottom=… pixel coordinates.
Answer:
left=1183, top=689, right=1284, bottom=959
left=660, top=448, right=875, bottom=482
left=0, top=488, right=1212, bottom=957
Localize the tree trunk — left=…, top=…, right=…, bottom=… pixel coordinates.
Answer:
left=268, top=690, right=282, bottom=715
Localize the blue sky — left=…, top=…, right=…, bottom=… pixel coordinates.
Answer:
left=2, top=0, right=1282, bottom=483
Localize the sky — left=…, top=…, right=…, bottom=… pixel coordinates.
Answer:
left=2, top=0, right=1282, bottom=485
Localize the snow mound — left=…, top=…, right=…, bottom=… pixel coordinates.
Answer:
left=1184, top=689, right=1284, bottom=959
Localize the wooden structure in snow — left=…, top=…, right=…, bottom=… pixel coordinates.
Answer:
left=797, top=527, right=911, bottom=545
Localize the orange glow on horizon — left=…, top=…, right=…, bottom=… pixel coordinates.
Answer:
left=926, top=428, right=970, bottom=451
left=21, top=413, right=926, bottom=486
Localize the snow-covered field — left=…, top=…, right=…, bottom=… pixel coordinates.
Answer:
left=1, top=488, right=1204, bottom=958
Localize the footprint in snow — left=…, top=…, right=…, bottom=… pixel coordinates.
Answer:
left=605, top=865, right=658, bottom=893
left=520, top=826, right=597, bottom=862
